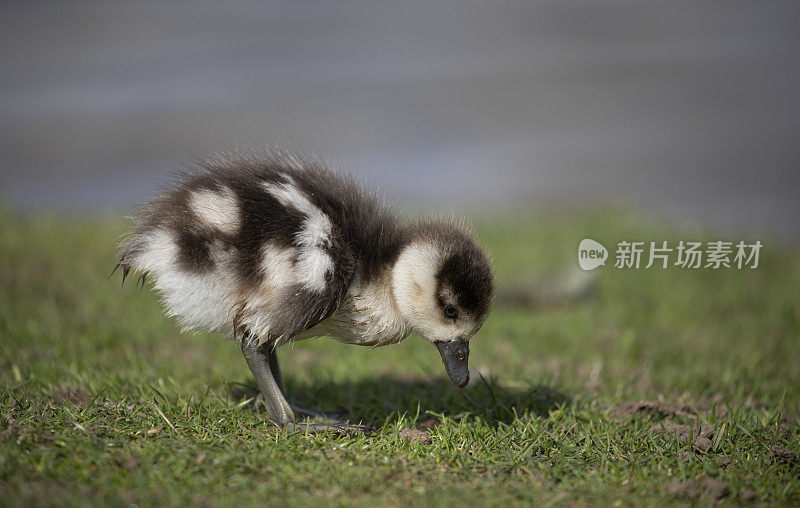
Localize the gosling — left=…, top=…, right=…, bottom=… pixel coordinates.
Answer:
left=117, top=150, right=494, bottom=432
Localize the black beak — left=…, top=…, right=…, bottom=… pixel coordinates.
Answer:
left=435, top=338, right=470, bottom=388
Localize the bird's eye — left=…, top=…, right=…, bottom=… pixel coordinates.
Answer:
left=443, top=304, right=458, bottom=319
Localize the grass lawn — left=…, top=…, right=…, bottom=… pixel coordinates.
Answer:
left=1, top=209, right=798, bottom=506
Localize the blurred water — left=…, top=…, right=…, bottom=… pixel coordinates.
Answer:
left=1, top=1, right=798, bottom=239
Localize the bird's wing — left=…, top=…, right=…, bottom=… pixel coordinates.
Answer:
left=235, top=236, right=356, bottom=347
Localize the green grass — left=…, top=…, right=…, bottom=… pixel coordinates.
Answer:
left=1, top=209, right=798, bottom=506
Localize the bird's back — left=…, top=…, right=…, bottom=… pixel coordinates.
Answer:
left=120, top=150, right=401, bottom=344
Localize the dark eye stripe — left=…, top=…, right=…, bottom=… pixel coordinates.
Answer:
left=443, top=304, right=458, bottom=319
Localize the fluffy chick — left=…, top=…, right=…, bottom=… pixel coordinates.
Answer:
left=118, top=150, right=494, bottom=431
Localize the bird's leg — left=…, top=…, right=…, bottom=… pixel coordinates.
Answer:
left=268, top=349, right=348, bottom=421
left=241, top=339, right=372, bottom=434
left=241, top=339, right=294, bottom=427
left=267, top=347, right=287, bottom=397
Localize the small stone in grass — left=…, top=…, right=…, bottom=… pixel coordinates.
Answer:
left=693, top=436, right=712, bottom=452
left=399, top=428, right=431, bottom=444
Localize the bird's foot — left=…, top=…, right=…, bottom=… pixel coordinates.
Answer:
left=250, top=395, right=348, bottom=420
left=282, top=417, right=375, bottom=435
left=291, top=405, right=349, bottom=421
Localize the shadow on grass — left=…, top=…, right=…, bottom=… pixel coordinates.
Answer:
left=233, top=375, right=571, bottom=428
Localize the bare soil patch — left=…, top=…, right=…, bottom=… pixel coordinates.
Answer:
left=399, top=428, right=431, bottom=444
left=667, top=477, right=730, bottom=501
left=52, top=385, right=92, bottom=406
left=609, top=399, right=726, bottom=421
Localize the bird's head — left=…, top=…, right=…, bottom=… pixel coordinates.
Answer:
left=391, top=221, right=494, bottom=388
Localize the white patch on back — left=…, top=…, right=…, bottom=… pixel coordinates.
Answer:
left=262, top=180, right=333, bottom=293
left=259, top=243, right=297, bottom=288
left=189, top=187, right=240, bottom=234
left=128, top=228, right=238, bottom=334
left=238, top=243, right=301, bottom=342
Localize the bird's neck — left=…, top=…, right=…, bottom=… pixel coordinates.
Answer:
left=389, top=240, right=442, bottom=335
left=316, top=268, right=410, bottom=347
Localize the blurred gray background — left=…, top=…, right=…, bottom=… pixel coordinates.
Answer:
left=1, top=1, right=799, bottom=239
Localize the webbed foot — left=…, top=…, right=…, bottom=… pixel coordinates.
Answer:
left=283, top=417, right=375, bottom=435
left=291, top=405, right=349, bottom=421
